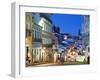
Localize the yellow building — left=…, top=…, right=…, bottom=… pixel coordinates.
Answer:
left=25, top=12, right=33, bottom=64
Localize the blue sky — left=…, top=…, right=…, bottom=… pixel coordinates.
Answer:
left=50, top=14, right=83, bottom=36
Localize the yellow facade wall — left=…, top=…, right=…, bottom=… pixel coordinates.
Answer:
left=25, top=12, right=33, bottom=64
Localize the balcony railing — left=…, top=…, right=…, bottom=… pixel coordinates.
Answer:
left=32, top=38, right=42, bottom=42
left=42, top=44, right=52, bottom=48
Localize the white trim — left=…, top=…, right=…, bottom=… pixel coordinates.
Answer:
left=11, top=2, right=20, bottom=77
left=11, top=2, right=97, bottom=78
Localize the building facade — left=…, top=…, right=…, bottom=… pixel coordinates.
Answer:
left=82, top=15, right=90, bottom=62
left=32, top=13, right=57, bottom=62
left=25, top=13, right=59, bottom=64
left=32, top=13, right=43, bottom=62
left=39, top=13, right=57, bottom=62
left=82, top=15, right=90, bottom=46
left=25, top=12, right=33, bottom=64
left=39, top=13, right=52, bottom=48
left=32, top=22, right=42, bottom=62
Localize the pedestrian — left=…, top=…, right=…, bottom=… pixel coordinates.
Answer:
left=57, top=55, right=60, bottom=63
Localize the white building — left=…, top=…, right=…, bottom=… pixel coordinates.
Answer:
left=39, top=14, right=52, bottom=47
left=32, top=13, right=56, bottom=62
left=81, top=15, right=90, bottom=63
left=32, top=13, right=43, bottom=62
left=82, top=15, right=90, bottom=46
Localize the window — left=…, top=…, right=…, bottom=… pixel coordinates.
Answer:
left=37, top=31, right=39, bottom=39
left=26, top=47, right=28, bottom=53
left=38, top=31, right=40, bottom=39
left=35, top=31, right=37, bottom=39
left=26, top=29, right=31, bottom=37
left=34, top=30, right=35, bottom=39
left=32, top=30, right=34, bottom=37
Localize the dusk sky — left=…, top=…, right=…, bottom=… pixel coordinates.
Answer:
left=50, top=14, right=83, bottom=36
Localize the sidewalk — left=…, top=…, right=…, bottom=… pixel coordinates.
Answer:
left=34, top=63, right=59, bottom=67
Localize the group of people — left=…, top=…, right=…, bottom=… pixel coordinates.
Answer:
left=53, top=45, right=79, bottom=63
left=66, top=46, right=78, bottom=62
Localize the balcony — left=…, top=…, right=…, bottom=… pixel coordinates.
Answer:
left=42, top=44, right=52, bottom=48
left=32, top=38, right=42, bottom=42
